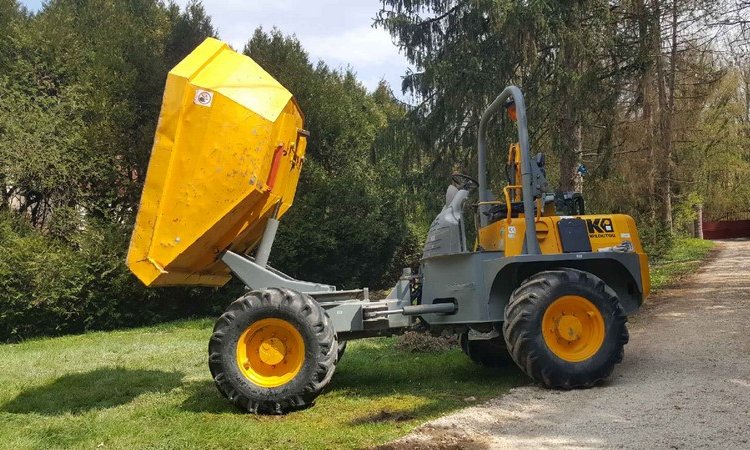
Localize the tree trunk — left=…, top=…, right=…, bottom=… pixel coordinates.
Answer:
left=653, top=0, right=678, bottom=232
left=693, top=203, right=703, bottom=239
left=635, top=0, right=657, bottom=222
left=557, top=3, right=583, bottom=193
left=652, top=0, right=674, bottom=231
left=558, top=119, right=583, bottom=193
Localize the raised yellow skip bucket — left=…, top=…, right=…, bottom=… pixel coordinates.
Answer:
left=127, top=38, right=307, bottom=287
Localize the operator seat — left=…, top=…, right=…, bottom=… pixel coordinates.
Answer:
left=485, top=152, right=550, bottom=224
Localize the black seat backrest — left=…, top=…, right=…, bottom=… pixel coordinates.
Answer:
left=486, top=202, right=526, bottom=223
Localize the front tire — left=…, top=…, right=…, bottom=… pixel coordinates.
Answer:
left=208, top=288, right=338, bottom=414
left=502, top=269, right=628, bottom=388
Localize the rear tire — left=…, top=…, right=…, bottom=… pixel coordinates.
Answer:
left=502, top=269, right=628, bottom=388
left=336, top=340, right=347, bottom=363
left=208, top=288, right=338, bottom=414
left=459, top=332, right=512, bottom=367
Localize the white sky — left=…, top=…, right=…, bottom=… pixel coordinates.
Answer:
left=20, top=0, right=412, bottom=96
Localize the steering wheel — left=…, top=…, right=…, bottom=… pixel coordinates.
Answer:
left=451, top=173, right=479, bottom=191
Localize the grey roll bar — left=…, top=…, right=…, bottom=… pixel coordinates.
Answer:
left=477, top=86, right=541, bottom=255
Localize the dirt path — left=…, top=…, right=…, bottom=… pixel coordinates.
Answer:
left=383, top=240, right=750, bottom=450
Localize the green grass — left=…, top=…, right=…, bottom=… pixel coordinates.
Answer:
left=649, top=237, right=715, bottom=291
left=0, top=321, right=523, bottom=450
left=0, top=239, right=714, bottom=449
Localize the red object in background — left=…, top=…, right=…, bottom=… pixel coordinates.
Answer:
left=702, top=220, right=750, bottom=239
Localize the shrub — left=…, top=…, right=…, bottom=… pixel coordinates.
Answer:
left=0, top=213, right=233, bottom=342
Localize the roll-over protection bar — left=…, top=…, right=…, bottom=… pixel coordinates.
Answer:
left=477, top=86, right=541, bottom=255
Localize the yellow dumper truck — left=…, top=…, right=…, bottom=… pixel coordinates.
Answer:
left=128, top=38, right=650, bottom=414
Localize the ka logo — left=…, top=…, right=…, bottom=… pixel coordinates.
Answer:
left=586, top=218, right=615, bottom=236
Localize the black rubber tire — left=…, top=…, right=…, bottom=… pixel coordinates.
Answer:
left=336, top=340, right=347, bottom=363
left=502, top=269, right=628, bottom=389
left=459, top=332, right=513, bottom=367
left=208, top=288, right=338, bottom=414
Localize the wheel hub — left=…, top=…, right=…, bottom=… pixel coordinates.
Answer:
left=259, top=337, right=286, bottom=365
left=236, top=318, right=305, bottom=388
left=542, top=295, right=606, bottom=362
left=556, top=315, right=583, bottom=342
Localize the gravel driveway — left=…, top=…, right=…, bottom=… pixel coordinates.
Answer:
left=382, top=239, right=750, bottom=449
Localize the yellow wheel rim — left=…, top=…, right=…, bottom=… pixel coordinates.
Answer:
left=236, top=318, right=305, bottom=388
left=542, top=295, right=605, bottom=362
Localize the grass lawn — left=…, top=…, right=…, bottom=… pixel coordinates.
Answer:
left=649, top=238, right=715, bottom=291
left=0, top=321, right=525, bottom=450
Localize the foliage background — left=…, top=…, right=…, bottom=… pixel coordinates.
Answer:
left=2, top=0, right=750, bottom=341
left=0, top=0, right=420, bottom=341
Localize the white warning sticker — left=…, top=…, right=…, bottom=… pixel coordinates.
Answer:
left=194, top=89, right=213, bottom=107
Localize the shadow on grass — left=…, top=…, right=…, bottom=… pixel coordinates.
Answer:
left=181, top=380, right=237, bottom=414
left=2, top=367, right=184, bottom=415
left=327, top=341, right=526, bottom=395
left=180, top=340, right=527, bottom=417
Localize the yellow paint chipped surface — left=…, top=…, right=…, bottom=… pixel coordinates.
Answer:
left=127, top=38, right=307, bottom=287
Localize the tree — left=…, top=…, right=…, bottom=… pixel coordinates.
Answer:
left=0, top=0, right=224, bottom=341
left=377, top=0, right=750, bottom=246
left=1, top=0, right=216, bottom=229
left=376, top=0, right=618, bottom=196
left=243, top=29, right=416, bottom=288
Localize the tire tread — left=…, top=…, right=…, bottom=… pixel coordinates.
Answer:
left=208, top=288, right=338, bottom=414
left=502, top=269, right=629, bottom=389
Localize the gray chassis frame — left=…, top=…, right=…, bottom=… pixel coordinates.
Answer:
left=220, top=86, right=645, bottom=341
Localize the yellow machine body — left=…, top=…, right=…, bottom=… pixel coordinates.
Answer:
left=477, top=142, right=650, bottom=298
left=478, top=214, right=650, bottom=297
left=127, top=38, right=307, bottom=287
